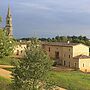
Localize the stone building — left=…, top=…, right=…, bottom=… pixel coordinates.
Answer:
left=42, top=42, right=90, bottom=72
left=13, top=41, right=27, bottom=58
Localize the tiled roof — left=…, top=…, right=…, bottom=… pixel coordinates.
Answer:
left=42, top=42, right=79, bottom=47
left=73, top=55, right=90, bottom=59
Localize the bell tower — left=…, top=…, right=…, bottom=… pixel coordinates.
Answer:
left=5, top=5, right=13, bottom=38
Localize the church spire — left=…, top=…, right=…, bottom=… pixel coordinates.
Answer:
left=5, top=5, right=13, bottom=38
left=7, top=5, right=11, bottom=17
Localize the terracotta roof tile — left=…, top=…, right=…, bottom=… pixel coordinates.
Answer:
left=42, top=42, right=79, bottom=47
left=73, top=55, right=90, bottom=59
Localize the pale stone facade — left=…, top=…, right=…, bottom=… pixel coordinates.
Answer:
left=42, top=42, right=90, bottom=72
left=13, top=42, right=27, bottom=58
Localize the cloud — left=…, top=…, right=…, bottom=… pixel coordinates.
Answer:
left=18, top=2, right=51, bottom=11
left=15, top=0, right=90, bottom=14
left=1, top=0, right=90, bottom=38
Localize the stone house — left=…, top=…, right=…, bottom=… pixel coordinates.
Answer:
left=13, top=42, right=27, bottom=58
left=42, top=42, right=90, bottom=72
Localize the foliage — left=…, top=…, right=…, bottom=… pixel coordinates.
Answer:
left=0, top=70, right=90, bottom=90
left=0, top=30, right=15, bottom=58
left=12, top=38, right=53, bottom=90
left=39, top=35, right=90, bottom=46
left=19, top=35, right=90, bottom=46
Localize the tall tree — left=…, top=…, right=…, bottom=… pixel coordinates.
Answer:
left=0, top=16, right=2, bottom=27
left=12, top=38, right=53, bottom=90
left=0, top=30, right=14, bottom=58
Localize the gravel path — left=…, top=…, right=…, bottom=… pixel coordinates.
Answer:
left=0, top=68, right=12, bottom=79
left=0, top=65, right=14, bottom=68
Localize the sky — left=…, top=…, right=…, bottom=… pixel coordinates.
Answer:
left=0, top=0, right=90, bottom=38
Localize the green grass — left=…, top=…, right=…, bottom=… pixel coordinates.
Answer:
left=0, top=56, right=90, bottom=90
left=0, top=69, right=90, bottom=90
left=0, top=56, right=19, bottom=65
left=0, top=76, right=12, bottom=90
left=48, top=71, right=90, bottom=90
left=0, top=57, right=12, bottom=65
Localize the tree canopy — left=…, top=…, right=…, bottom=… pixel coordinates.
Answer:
left=0, top=29, right=14, bottom=58
left=39, top=35, right=90, bottom=46
left=12, top=38, right=53, bottom=90
left=18, top=35, right=90, bottom=46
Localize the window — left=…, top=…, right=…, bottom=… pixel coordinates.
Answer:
left=55, top=51, right=59, bottom=59
left=69, top=62, right=70, bottom=67
left=75, top=63, right=76, bottom=67
left=7, top=20, right=9, bottom=24
left=49, top=47, right=50, bottom=52
left=16, top=50, right=19, bottom=55
left=83, top=63, right=84, bottom=67
left=64, top=61, right=66, bottom=66
left=69, top=55, right=70, bottom=58
left=21, top=50, right=23, bottom=53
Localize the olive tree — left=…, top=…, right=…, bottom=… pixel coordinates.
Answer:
left=12, top=38, right=53, bottom=90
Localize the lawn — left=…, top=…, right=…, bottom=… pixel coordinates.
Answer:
left=48, top=71, right=90, bottom=90
left=0, top=56, right=19, bottom=65
left=0, top=76, right=12, bottom=90
left=0, top=56, right=90, bottom=90
left=0, top=69, right=90, bottom=90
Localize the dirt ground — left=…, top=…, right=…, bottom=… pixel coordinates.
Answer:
left=0, top=68, right=12, bottom=79
left=0, top=65, right=14, bottom=68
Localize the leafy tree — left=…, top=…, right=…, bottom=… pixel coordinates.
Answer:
left=12, top=38, right=53, bottom=90
left=0, top=30, right=14, bottom=58
left=55, top=36, right=60, bottom=42
left=47, top=38, right=51, bottom=42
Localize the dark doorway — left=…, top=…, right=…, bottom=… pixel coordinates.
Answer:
left=64, top=61, right=66, bottom=66
left=69, top=62, right=70, bottom=67
left=55, top=51, right=59, bottom=59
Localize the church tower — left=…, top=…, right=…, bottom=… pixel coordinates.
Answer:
left=5, top=6, right=13, bottom=38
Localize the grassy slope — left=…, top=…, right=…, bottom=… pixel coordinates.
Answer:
left=48, top=71, right=90, bottom=90
left=0, top=56, right=19, bottom=65
left=0, top=69, right=90, bottom=90
left=0, top=57, right=12, bottom=65
left=0, top=76, right=12, bottom=90
left=0, top=56, right=90, bottom=90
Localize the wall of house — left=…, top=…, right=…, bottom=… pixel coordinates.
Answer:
left=42, top=43, right=90, bottom=72
left=62, top=58, right=79, bottom=68
left=43, top=44, right=74, bottom=65
left=73, top=44, right=89, bottom=57
left=62, top=47, right=73, bottom=67
left=13, top=44, right=27, bottom=57
left=43, top=45, right=63, bottom=63
left=79, top=59, right=90, bottom=72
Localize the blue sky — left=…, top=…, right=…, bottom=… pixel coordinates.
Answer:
left=1, top=0, right=90, bottom=38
